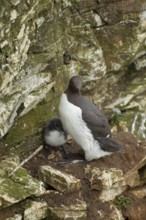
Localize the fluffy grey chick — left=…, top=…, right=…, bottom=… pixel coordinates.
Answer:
left=42, top=118, right=68, bottom=158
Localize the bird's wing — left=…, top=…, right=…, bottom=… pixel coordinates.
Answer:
left=82, top=109, right=111, bottom=139
left=69, top=95, right=111, bottom=139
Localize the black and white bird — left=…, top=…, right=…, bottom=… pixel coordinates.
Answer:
left=58, top=75, right=124, bottom=162
left=42, top=118, right=68, bottom=158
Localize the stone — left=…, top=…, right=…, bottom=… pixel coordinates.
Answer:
left=109, top=205, right=125, bottom=220
left=129, top=186, right=146, bottom=199
left=0, top=157, right=45, bottom=209
left=134, top=54, right=146, bottom=70
left=106, top=94, right=134, bottom=110
left=85, top=165, right=124, bottom=190
left=85, top=153, right=146, bottom=201
left=125, top=154, right=146, bottom=187
left=24, top=200, right=48, bottom=220
left=131, top=113, right=146, bottom=140
left=38, top=165, right=81, bottom=192
left=6, top=214, right=22, bottom=220
left=38, top=190, right=87, bottom=219
left=93, top=203, right=125, bottom=220
left=47, top=198, right=87, bottom=220
left=85, top=166, right=126, bottom=201
left=124, top=169, right=141, bottom=187
left=99, top=186, right=127, bottom=202
left=48, top=207, right=87, bottom=220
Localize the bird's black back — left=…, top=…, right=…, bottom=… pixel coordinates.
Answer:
left=66, top=92, right=111, bottom=140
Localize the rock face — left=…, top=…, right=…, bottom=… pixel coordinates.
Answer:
left=0, top=1, right=146, bottom=219
left=0, top=0, right=146, bottom=145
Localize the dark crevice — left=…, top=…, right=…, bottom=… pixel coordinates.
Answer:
left=138, top=164, right=146, bottom=182
left=16, top=103, right=25, bottom=117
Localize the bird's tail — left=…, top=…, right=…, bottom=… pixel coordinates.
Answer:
left=97, top=137, right=124, bottom=153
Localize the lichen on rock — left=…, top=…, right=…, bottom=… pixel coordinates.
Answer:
left=38, top=165, right=81, bottom=192
left=0, top=157, right=45, bottom=209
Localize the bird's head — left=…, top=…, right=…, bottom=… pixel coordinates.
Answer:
left=68, top=75, right=83, bottom=94
left=49, top=118, right=64, bottom=132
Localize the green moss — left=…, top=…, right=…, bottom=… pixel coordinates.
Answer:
left=2, top=92, right=20, bottom=103
left=114, top=195, right=131, bottom=209
left=109, top=110, right=138, bottom=132
left=126, top=82, right=146, bottom=96
left=10, top=19, right=21, bottom=39
left=0, top=159, right=19, bottom=178
left=4, top=90, right=59, bottom=148
left=0, top=156, right=44, bottom=209
left=1, top=179, right=29, bottom=200
left=0, top=176, right=42, bottom=209
left=12, top=167, right=31, bottom=183
left=0, top=74, right=2, bottom=87
left=27, top=53, right=51, bottom=65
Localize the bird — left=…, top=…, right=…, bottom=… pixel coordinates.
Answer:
left=42, top=118, right=68, bottom=158
left=58, top=75, right=124, bottom=162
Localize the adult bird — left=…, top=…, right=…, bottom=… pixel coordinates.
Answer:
left=42, top=118, right=68, bottom=158
left=59, top=75, right=124, bottom=161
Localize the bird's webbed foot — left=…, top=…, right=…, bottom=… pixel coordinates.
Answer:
left=60, top=145, right=69, bottom=158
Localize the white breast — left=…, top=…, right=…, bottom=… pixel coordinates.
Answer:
left=59, top=93, right=111, bottom=161
left=44, top=130, right=66, bottom=147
